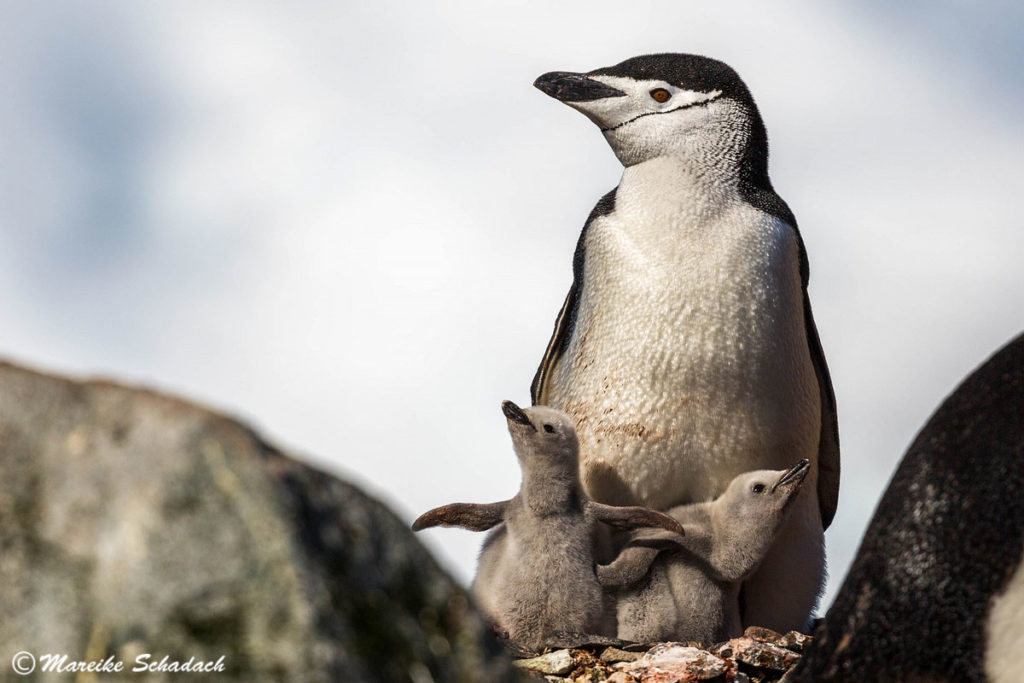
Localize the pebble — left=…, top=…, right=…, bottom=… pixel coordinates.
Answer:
left=741, top=626, right=811, bottom=652
left=512, top=649, right=576, bottom=676
left=712, top=637, right=800, bottom=671
left=606, top=673, right=637, bottom=683
left=743, top=626, right=783, bottom=643
left=600, top=647, right=644, bottom=663
left=777, top=631, right=812, bottom=652
left=627, top=643, right=728, bottom=681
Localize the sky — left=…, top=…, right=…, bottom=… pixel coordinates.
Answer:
left=1, top=1, right=1022, bottom=611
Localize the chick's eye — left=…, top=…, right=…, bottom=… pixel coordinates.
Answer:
left=650, top=88, right=671, bottom=103
left=752, top=484, right=766, bottom=494
left=543, top=424, right=555, bottom=433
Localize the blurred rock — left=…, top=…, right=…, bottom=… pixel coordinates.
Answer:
left=788, top=332, right=1024, bottom=682
left=0, top=361, right=515, bottom=682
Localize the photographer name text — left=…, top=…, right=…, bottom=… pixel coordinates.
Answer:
left=11, top=651, right=226, bottom=676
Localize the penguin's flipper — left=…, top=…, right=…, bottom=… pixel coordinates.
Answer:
left=531, top=187, right=617, bottom=405
left=804, top=296, right=840, bottom=530
left=787, top=213, right=841, bottom=532
left=530, top=284, right=576, bottom=405
left=597, top=546, right=661, bottom=588
left=588, top=502, right=685, bottom=536
left=597, top=540, right=674, bottom=588
left=411, top=500, right=510, bottom=532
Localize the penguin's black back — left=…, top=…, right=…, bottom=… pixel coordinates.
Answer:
left=792, top=332, right=1024, bottom=682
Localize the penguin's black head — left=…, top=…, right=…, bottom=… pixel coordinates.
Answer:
left=535, top=53, right=767, bottom=172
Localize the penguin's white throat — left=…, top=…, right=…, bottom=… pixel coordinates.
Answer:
left=520, top=463, right=582, bottom=516
left=617, top=153, right=739, bottom=224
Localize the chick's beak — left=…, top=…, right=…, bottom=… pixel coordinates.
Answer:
left=501, top=400, right=535, bottom=430
left=772, top=459, right=811, bottom=493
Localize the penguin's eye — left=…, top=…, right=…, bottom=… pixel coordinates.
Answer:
left=543, top=424, right=555, bottom=433
left=752, top=484, right=766, bottom=494
left=650, top=88, right=671, bottom=103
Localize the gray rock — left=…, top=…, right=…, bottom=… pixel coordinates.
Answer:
left=742, top=626, right=783, bottom=644
left=625, top=643, right=728, bottom=681
left=0, top=361, right=514, bottom=682
left=606, top=673, right=637, bottom=683
left=600, top=647, right=644, bottom=663
left=512, top=649, right=575, bottom=675
left=776, top=631, right=812, bottom=653
left=713, top=637, right=799, bottom=671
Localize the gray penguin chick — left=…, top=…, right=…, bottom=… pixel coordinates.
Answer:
left=599, top=460, right=810, bottom=645
left=413, top=400, right=685, bottom=649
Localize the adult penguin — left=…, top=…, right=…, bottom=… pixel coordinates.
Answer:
left=532, top=54, right=839, bottom=631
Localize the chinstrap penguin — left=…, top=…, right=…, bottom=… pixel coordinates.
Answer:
left=412, top=401, right=684, bottom=650
left=531, top=53, right=839, bottom=631
left=599, top=460, right=810, bottom=645
left=788, top=332, right=1024, bottom=683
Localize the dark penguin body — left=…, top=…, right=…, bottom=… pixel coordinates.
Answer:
left=789, top=332, right=1024, bottom=682
left=531, top=53, right=839, bottom=631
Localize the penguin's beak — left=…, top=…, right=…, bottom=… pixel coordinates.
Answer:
left=502, top=400, right=536, bottom=430
left=534, top=71, right=626, bottom=103
left=772, top=459, right=810, bottom=493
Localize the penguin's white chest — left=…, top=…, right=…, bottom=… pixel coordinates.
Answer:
left=547, top=176, right=820, bottom=509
